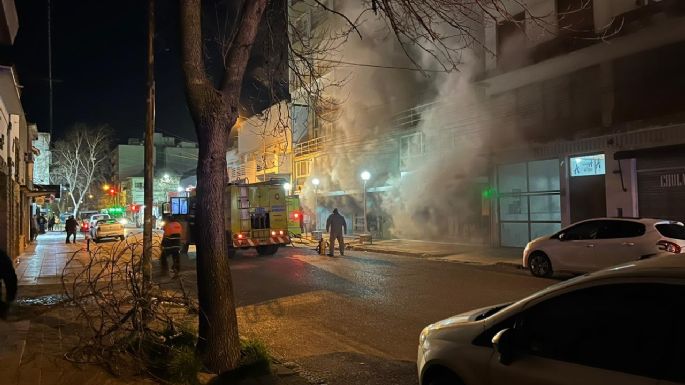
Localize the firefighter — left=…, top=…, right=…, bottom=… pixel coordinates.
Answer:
left=325, top=208, right=347, bottom=257
left=161, top=215, right=183, bottom=275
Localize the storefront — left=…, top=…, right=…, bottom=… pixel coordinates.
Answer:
left=497, top=159, right=561, bottom=247
left=616, top=145, right=685, bottom=222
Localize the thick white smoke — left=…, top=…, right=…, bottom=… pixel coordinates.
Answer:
left=302, top=3, right=504, bottom=242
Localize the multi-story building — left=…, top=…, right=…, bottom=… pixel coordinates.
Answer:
left=32, top=132, right=50, bottom=185
left=235, top=0, right=685, bottom=245
left=112, top=133, right=198, bottom=218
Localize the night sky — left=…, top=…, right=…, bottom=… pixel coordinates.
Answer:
left=13, top=0, right=287, bottom=144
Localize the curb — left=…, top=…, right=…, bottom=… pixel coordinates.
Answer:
left=347, top=245, right=523, bottom=269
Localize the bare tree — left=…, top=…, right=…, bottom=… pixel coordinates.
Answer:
left=179, top=0, right=581, bottom=373
left=51, top=124, right=112, bottom=217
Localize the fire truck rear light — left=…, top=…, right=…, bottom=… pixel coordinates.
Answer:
left=279, top=230, right=284, bottom=235
left=237, top=234, right=243, bottom=239
left=271, top=231, right=276, bottom=236
left=658, top=240, right=681, bottom=254
left=294, top=213, right=299, bottom=218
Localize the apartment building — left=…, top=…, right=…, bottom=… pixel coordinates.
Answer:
left=233, top=0, right=685, bottom=244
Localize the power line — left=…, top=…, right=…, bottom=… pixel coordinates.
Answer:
left=313, top=57, right=452, bottom=73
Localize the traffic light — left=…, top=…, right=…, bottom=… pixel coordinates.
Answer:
left=109, top=188, right=116, bottom=196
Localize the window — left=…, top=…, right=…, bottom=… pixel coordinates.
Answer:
left=656, top=223, right=685, bottom=240
left=496, top=12, right=526, bottom=71
left=295, top=160, right=310, bottom=178
left=570, top=154, right=605, bottom=177
left=513, top=283, right=679, bottom=378
left=596, top=220, right=645, bottom=239
left=134, top=182, right=143, bottom=189
left=399, top=132, right=424, bottom=171
left=563, top=220, right=601, bottom=240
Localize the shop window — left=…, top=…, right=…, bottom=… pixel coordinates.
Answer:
left=570, top=154, right=605, bottom=177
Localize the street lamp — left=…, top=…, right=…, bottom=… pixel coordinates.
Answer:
left=360, top=171, right=371, bottom=233
left=102, top=183, right=110, bottom=191
left=312, top=178, right=320, bottom=231
left=283, top=182, right=292, bottom=195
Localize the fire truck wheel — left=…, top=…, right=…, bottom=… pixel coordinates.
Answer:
left=227, top=246, right=237, bottom=258
left=256, top=245, right=278, bottom=256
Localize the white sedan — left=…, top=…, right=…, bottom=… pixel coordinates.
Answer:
left=92, top=219, right=125, bottom=242
left=418, top=254, right=685, bottom=385
left=522, top=217, right=685, bottom=277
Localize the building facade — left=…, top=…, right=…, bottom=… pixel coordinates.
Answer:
left=232, top=0, right=685, bottom=245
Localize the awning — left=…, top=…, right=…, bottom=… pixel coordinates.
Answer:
left=23, top=184, right=61, bottom=198
left=613, top=144, right=685, bottom=160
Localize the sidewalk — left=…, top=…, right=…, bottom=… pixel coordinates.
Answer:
left=3, top=232, right=311, bottom=385
left=14, top=231, right=90, bottom=286
left=346, top=238, right=523, bottom=268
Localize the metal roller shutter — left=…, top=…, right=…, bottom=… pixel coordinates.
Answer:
left=637, top=154, right=685, bottom=222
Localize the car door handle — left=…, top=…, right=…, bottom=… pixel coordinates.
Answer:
left=621, top=242, right=635, bottom=246
left=585, top=244, right=595, bottom=248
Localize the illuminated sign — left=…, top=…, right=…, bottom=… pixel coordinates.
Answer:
left=170, top=197, right=189, bottom=215
left=570, top=154, right=605, bottom=177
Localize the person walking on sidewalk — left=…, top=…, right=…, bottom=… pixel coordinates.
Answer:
left=65, top=215, right=78, bottom=244
left=48, top=215, right=55, bottom=232
left=325, top=208, right=347, bottom=257
left=0, top=248, right=17, bottom=319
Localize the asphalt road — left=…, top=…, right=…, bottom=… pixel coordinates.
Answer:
left=227, top=245, right=556, bottom=385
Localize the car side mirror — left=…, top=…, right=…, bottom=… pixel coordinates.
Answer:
left=492, top=328, right=515, bottom=365
left=558, top=232, right=566, bottom=241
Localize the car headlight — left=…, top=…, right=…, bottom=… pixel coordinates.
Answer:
left=419, top=328, right=430, bottom=351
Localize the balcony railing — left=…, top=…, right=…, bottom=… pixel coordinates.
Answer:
left=294, top=136, right=326, bottom=157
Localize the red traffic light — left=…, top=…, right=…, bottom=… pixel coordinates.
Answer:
left=109, top=188, right=116, bottom=196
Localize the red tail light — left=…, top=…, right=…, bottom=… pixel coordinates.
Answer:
left=657, top=240, right=681, bottom=254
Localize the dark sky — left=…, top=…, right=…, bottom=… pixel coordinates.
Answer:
left=14, top=0, right=288, bottom=144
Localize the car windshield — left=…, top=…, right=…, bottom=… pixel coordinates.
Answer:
left=656, top=223, right=685, bottom=240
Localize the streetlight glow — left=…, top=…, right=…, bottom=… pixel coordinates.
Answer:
left=312, top=178, right=320, bottom=186
left=102, top=184, right=110, bottom=191
left=361, top=171, right=371, bottom=181
left=283, top=182, right=292, bottom=192
left=177, top=186, right=184, bottom=192
left=360, top=171, right=371, bottom=233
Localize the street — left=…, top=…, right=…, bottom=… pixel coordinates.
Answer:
left=226, top=246, right=555, bottom=385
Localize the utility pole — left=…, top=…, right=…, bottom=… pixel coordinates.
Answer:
left=47, top=0, right=53, bottom=136
left=143, top=0, right=155, bottom=286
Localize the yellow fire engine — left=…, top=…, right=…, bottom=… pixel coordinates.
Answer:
left=165, top=180, right=300, bottom=256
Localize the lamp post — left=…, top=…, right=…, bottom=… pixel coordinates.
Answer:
left=312, top=178, right=320, bottom=231
left=360, top=171, right=371, bottom=233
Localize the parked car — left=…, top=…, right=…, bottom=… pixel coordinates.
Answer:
left=522, top=217, right=685, bottom=277
left=92, top=219, right=125, bottom=242
left=418, top=253, right=685, bottom=385
left=88, top=214, right=111, bottom=238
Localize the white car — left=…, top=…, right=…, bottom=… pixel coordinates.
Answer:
left=92, top=219, right=125, bottom=242
left=89, top=213, right=111, bottom=237
left=418, top=254, right=685, bottom=385
left=522, top=217, right=685, bottom=277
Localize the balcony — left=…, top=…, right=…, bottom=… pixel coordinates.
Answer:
left=294, top=136, right=326, bottom=158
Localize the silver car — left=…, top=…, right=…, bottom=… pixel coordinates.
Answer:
left=418, top=254, right=685, bottom=385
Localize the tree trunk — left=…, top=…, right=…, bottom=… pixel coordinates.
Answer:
left=194, top=115, right=240, bottom=371
left=179, top=0, right=267, bottom=372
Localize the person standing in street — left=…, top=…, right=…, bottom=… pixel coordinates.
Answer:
left=0, top=248, right=17, bottom=319
left=65, top=215, right=78, bottom=244
left=325, top=208, right=347, bottom=257
left=161, top=215, right=183, bottom=276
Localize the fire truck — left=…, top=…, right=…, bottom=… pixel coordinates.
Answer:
left=165, top=180, right=300, bottom=256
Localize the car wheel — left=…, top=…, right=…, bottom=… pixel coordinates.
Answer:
left=424, top=368, right=464, bottom=385
left=529, top=252, right=553, bottom=278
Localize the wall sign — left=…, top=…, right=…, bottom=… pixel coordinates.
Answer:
left=570, top=154, right=605, bottom=177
